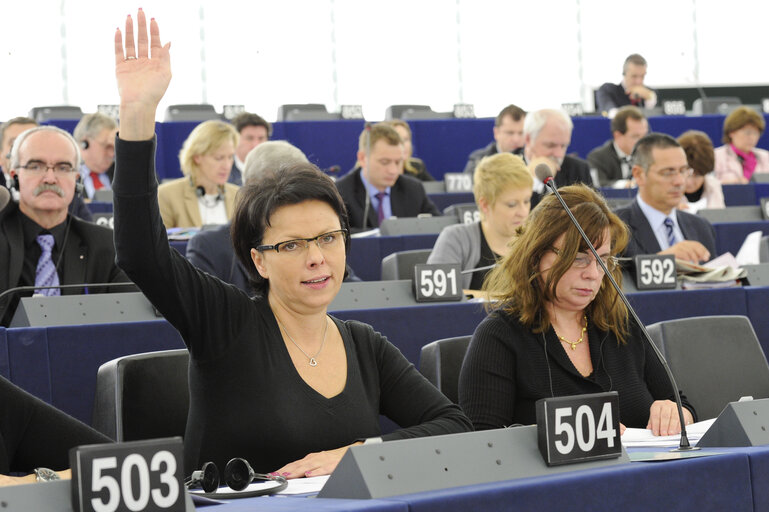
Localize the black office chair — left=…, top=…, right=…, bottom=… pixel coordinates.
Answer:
left=163, top=104, right=220, bottom=122
left=760, top=236, right=769, bottom=263
left=28, top=105, right=83, bottom=122
left=92, top=349, right=190, bottom=441
left=646, top=316, right=769, bottom=420
left=379, top=216, right=457, bottom=236
left=380, top=249, right=432, bottom=281
left=697, top=206, right=764, bottom=223
left=419, top=336, right=472, bottom=403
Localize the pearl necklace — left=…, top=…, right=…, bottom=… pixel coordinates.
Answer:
left=277, top=316, right=329, bottom=367
left=556, top=315, right=588, bottom=350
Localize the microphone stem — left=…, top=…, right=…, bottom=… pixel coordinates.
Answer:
left=545, top=181, right=696, bottom=451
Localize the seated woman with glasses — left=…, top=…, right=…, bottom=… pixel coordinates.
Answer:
left=428, top=153, right=532, bottom=291
left=111, top=10, right=471, bottom=478
left=458, top=184, right=696, bottom=435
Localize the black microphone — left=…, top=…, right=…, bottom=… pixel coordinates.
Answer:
left=0, top=186, right=10, bottom=210
left=534, top=163, right=554, bottom=184
left=460, top=263, right=497, bottom=275
left=361, top=123, right=372, bottom=230
left=543, top=177, right=698, bottom=452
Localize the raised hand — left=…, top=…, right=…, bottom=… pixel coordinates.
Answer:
left=115, top=9, right=171, bottom=140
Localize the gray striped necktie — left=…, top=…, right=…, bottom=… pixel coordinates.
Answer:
left=35, top=234, right=61, bottom=296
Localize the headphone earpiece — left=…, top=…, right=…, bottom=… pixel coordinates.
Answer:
left=186, top=461, right=219, bottom=493
left=195, top=185, right=205, bottom=198
left=74, top=176, right=84, bottom=198
left=81, top=140, right=89, bottom=150
left=11, top=173, right=19, bottom=192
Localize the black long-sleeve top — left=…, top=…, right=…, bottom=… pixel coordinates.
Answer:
left=112, top=138, right=472, bottom=475
left=458, top=309, right=696, bottom=430
left=0, top=376, right=110, bottom=474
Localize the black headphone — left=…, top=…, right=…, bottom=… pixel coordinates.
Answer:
left=185, top=458, right=287, bottom=498
left=190, top=176, right=224, bottom=203
left=80, top=139, right=89, bottom=150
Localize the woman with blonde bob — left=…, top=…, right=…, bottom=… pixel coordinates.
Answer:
left=158, top=120, right=240, bottom=228
left=458, top=184, right=696, bottom=435
left=428, top=153, right=532, bottom=290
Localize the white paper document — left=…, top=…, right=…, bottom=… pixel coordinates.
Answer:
left=621, top=418, right=716, bottom=448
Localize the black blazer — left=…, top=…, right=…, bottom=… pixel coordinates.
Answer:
left=335, top=167, right=440, bottom=231
left=227, top=163, right=242, bottom=186
left=614, top=199, right=717, bottom=259
left=587, top=140, right=624, bottom=186
left=0, top=200, right=131, bottom=324
left=530, top=154, right=594, bottom=210
left=187, top=223, right=250, bottom=293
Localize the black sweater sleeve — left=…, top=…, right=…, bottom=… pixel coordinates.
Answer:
left=112, top=137, right=253, bottom=360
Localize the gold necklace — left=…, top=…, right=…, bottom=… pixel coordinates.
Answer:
left=276, top=316, right=329, bottom=367
left=556, top=315, right=588, bottom=350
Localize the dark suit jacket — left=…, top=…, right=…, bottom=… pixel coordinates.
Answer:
left=228, top=163, right=242, bottom=186
left=529, top=154, right=594, bottom=210
left=462, top=144, right=525, bottom=174
left=187, top=223, right=250, bottom=293
left=596, top=82, right=637, bottom=112
left=614, top=199, right=717, bottom=259
left=335, top=168, right=440, bottom=231
left=0, top=200, right=131, bottom=324
left=186, top=223, right=361, bottom=295
left=587, top=140, right=624, bottom=186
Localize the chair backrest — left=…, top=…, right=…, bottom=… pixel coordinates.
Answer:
left=92, top=349, right=190, bottom=442
left=277, top=104, right=340, bottom=121
left=163, top=104, right=220, bottom=122
left=28, top=105, right=83, bottom=122
left=646, top=315, right=769, bottom=420
left=419, top=336, right=472, bottom=403
left=385, top=105, right=432, bottom=120
left=381, top=249, right=432, bottom=281
left=697, top=206, right=763, bottom=223
left=379, top=216, right=457, bottom=236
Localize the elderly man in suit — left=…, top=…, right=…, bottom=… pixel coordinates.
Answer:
left=522, top=109, right=594, bottom=208
left=615, top=133, right=716, bottom=263
left=0, top=126, right=130, bottom=325
left=588, top=106, right=649, bottom=187
left=335, top=123, right=439, bottom=231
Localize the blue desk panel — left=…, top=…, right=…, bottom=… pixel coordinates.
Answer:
left=347, top=234, right=440, bottom=281
left=713, top=221, right=769, bottom=256
left=2, top=287, right=767, bottom=429
left=54, top=114, right=769, bottom=181
left=206, top=450, right=753, bottom=512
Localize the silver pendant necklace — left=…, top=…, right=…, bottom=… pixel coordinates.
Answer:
left=277, top=316, right=329, bottom=367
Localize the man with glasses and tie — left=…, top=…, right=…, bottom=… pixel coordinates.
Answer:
left=73, top=113, right=118, bottom=199
left=615, top=133, right=716, bottom=263
left=0, top=126, right=130, bottom=325
left=587, top=106, right=649, bottom=187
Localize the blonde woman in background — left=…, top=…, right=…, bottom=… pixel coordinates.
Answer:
left=158, top=120, right=240, bottom=228
left=427, top=153, right=532, bottom=290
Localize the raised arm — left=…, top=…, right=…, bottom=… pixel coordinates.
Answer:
left=115, top=9, right=171, bottom=141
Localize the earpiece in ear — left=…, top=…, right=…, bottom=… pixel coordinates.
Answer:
left=81, top=140, right=89, bottom=150
left=11, top=173, right=19, bottom=191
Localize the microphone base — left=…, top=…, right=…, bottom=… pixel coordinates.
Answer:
left=670, top=445, right=701, bottom=452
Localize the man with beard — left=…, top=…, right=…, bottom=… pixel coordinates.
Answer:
left=0, top=126, right=130, bottom=325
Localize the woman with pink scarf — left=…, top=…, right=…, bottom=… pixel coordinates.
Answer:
left=714, top=106, right=769, bottom=184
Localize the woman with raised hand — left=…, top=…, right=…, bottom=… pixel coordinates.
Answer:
left=112, top=9, right=471, bottom=478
